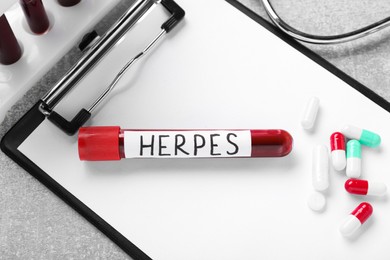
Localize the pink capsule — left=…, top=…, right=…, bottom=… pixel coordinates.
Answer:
left=345, top=178, right=387, bottom=196
left=339, top=202, right=373, bottom=237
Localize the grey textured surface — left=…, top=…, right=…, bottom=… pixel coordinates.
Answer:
left=1, top=0, right=390, bottom=259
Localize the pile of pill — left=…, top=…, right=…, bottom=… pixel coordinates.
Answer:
left=333, top=126, right=385, bottom=236
left=302, top=96, right=387, bottom=237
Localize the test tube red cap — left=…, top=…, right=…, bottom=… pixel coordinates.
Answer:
left=78, top=126, right=121, bottom=161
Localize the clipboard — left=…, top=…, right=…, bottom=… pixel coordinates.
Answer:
left=2, top=0, right=390, bottom=259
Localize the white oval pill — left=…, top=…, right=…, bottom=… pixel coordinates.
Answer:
left=301, top=96, right=320, bottom=130
left=307, top=191, right=326, bottom=212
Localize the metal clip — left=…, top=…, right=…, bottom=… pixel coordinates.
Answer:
left=39, top=0, right=184, bottom=135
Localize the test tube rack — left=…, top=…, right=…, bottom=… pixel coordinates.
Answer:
left=0, top=0, right=123, bottom=122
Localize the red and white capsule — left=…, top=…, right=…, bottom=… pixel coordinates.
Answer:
left=330, top=132, right=346, bottom=171
left=339, top=202, right=373, bottom=237
left=345, top=178, right=387, bottom=196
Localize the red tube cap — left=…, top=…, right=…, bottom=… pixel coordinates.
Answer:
left=78, top=126, right=121, bottom=161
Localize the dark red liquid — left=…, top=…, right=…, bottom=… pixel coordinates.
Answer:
left=57, top=0, right=81, bottom=7
left=20, top=0, right=50, bottom=34
left=251, top=129, right=293, bottom=157
left=0, top=15, right=22, bottom=65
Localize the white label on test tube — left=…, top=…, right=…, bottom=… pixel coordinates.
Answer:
left=124, top=130, right=252, bottom=158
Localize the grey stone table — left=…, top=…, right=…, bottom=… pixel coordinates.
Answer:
left=1, top=0, right=390, bottom=259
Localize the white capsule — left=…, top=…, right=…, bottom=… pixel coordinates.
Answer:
left=301, top=96, right=320, bottom=130
left=339, top=215, right=361, bottom=237
left=345, top=178, right=387, bottom=196
left=339, top=202, right=373, bottom=237
left=312, top=145, right=329, bottom=191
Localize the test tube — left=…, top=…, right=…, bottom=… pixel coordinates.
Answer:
left=57, top=0, right=81, bottom=7
left=78, top=127, right=293, bottom=161
left=0, top=14, right=22, bottom=65
left=19, top=0, right=50, bottom=35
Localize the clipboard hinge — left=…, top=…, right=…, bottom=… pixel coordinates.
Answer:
left=38, top=0, right=185, bottom=136
left=39, top=103, right=91, bottom=136
left=49, top=109, right=91, bottom=136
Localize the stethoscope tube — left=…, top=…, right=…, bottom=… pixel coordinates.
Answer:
left=261, top=0, right=390, bottom=44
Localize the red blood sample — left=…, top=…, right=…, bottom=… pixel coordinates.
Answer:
left=20, top=0, right=50, bottom=34
left=78, top=126, right=293, bottom=161
left=57, top=0, right=81, bottom=7
left=0, top=14, right=22, bottom=65
left=250, top=129, right=293, bottom=157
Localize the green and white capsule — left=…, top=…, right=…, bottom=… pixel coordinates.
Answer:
left=341, top=125, right=381, bottom=148
left=346, top=140, right=361, bottom=178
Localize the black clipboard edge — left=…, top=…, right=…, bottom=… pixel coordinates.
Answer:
left=0, top=103, right=152, bottom=260
left=2, top=1, right=390, bottom=259
left=227, top=0, right=390, bottom=114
